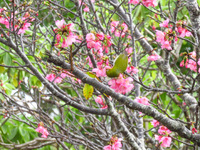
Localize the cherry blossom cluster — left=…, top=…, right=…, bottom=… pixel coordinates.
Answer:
left=180, top=51, right=200, bottom=73
left=147, top=53, right=161, bottom=61
left=92, top=59, right=111, bottom=77
left=45, top=73, right=67, bottom=84
left=86, top=29, right=137, bottom=95
left=35, top=122, right=49, bottom=138
left=0, top=8, right=35, bottom=34
left=108, top=74, right=134, bottom=94
left=156, top=18, right=192, bottom=50
left=110, top=21, right=129, bottom=38
left=92, top=61, right=135, bottom=94
left=85, top=31, right=135, bottom=95
left=95, top=95, right=108, bottom=109
left=54, top=19, right=77, bottom=48
left=126, top=66, right=139, bottom=75
left=151, top=120, right=172, bottom=148
left=46, top=72, right=81, bottom=84
left=129, top=0, right=157, bottom=7
left=176, top=20, right=192, bottom=38
left=86, top=32, right=112, bottom=54
left=103, top=136, right=122, bottom=150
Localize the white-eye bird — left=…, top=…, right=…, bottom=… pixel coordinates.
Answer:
left=106, top=52, right=128, bottom=77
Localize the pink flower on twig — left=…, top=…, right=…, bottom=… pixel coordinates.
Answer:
left=103, top=137, right=122, bottom=150
left=36, top=122, right=49, bottom=138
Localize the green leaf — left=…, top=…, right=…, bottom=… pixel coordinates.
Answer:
left=86, top=72, right=97, bottom=78
left=8, top=128, right=18, bottom=140
left=3, top=53, right=12, bottom=66
left=13, top=78, right=18, bottom=87
left=86, top=72, right=101, bottom=82
left=19, top=124, right=29, bottom=142
left=83, top=84, right=93, bottom=100
left=1, top=125, right=7, bottom=134
left=0, top=66, right=5, bottom=73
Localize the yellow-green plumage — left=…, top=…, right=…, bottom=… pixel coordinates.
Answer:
left=106, top=53, right=128, bottom=77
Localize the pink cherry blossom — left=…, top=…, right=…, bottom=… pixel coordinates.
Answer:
left=156, top=30, right=165, bottom=43
left=86, top=33, right=96, bottom=41
left=61, top=73, right=68, bottom=78
left=86, top=33, right=102, bottom=50
left=103, top=45, right=109, bottom=53
left=95, top=96, right=104, bottom=105
left=156, top=29, right=173, bottom=50
left=36, top=123, right=49, bottom=138
left=129, top=0, right=140, bottom=4
left=95, top=95, right=108, bottom=109
left=92, top=62, right=111, bottom=77
left=0, top=8, right=6, bottom=13
left=155, top=135, right=172, bottom=148
left=160, top=136, right=172, bottom=147
left=103, top=137, right=122, bottom=150
left=110, top=21, right=128, bottom=37
left=180, top=60, right=185, bottom=67
left=158, top=126, right=172, bottom=135
left=125, top=47, right=133, bottom=54
left=17, top=22, right=31, bottom=34
left=41, top=128, right=49, bottom=138
left=184, top=59, right=189, bottom=68
left=67, top=23, right=75, bottom=31
left=92, top=60, right=110, bottom=77
left=126, top=66, right=138, bottom=74
left=65, top=33, right=77, bottom=46
left=61, top=38, right=68, bottom=48
left=160, top=18, right=169, bottom=28
left=185, top=30, right=192, bottom=37
left=187, top=59, right=197, bottom=72
left=55, top=19, right=66, bottom=28
left=142, top=0, right=157, bottom=7
left=55, top=21, right=77, bottom=48
left=151, top=120, right=160, bottom=127
left=177, top=26, right=192, bottom=38
left=46, top=73, right=63, bottom=83
left=0, top=17, right=8, bottom=26
left=121, top=23, right=128, bottom=32
left=46, top=74, right=56, bottom=82
left=0, top=11, right=34, bottom=34
left=147, top=53, right=161, bottom=61
left=96, top=32, right=105, bottom=40
left=108, top=74, right=134, bottom=94
left=91, top=41, right=102, bottom=50
left=83, top=6, right=89, bottom=12
left=161, top=40, right=172, bottom=50
left=134, top=96, right=150, bottom=105
left=103, top=145, right=112, bottom=150
left=92, top=66, right=106, bottom=77
left=111, top=21, right=119, bottom=33
left=190, top=51, right=196, bottom=58
left=56, top=34, right=61, bottom=43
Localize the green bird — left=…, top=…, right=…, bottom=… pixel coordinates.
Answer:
left=106, top=52, right=128, bottom=78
